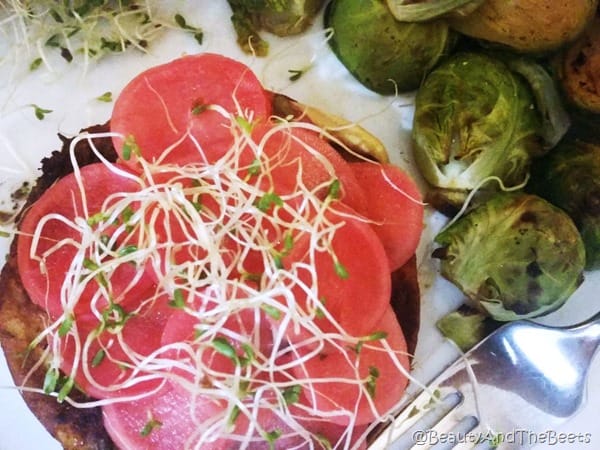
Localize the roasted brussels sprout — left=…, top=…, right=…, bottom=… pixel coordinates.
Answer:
left=228, top=0, right=325, bottom=56
left=555, top=13, right=600, bottom=142
left=529, top=138, right=600, bottom=269
left=433, top=192, right=585, bottom=321
left=326, top=0, right=456, bottom=94
left=412, top=52, right=543, bottom=207
left=436, top=305, right=500, bottom=352
left=448, top=0, right=598, bottom=54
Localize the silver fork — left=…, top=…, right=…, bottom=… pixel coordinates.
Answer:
left=368, top=311, right=600, bottom=449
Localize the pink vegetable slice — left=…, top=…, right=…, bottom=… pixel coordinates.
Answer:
left=103, top=382, right=228, bottom=450
left=56, top=291, right=172, bottom=399
left=279, top=202, right=391, bottom=340
left=160, top=286, right=275, bottom=395
left=111, top=53, right=272, bottom=168
left=245, top=124, right=367, bottom=212
left=17, top=163, right=156, bottom=320
left=350, top=162, right=424, bottom=271
left=290, top=305, right=410, bottom=426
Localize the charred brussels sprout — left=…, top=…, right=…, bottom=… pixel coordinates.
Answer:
left=529, top=138, right=600, bottom=269
left=448, top=0, right=598, bottom=54
left=412, top=52, right=543, bottom=207
left=555, top=14, right=600, bottom=142
left=326, top=0, right=455, bottom=94
left=228, top=0, right=325, bottom=56
left=433, top=192, right=585, bottom=321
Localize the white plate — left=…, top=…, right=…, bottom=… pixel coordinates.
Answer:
left=0, top=2, right=598, bottom=449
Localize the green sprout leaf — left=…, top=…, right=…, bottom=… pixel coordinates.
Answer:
left=261, top=303, right=281, bottom=320
left=122, top=134, right=141, bottom=161
left=58, top=314, right=74, bottom=337
left=168, top=288, right=186, bottom=308
left=140, top=417, right=163, bottom=437
left=91, top=349, right=106, bottom=368
left=29, top=57, right=43, bottom=71
left=288, top=69, right=304, bottom=81
left=327, top=179, right=341, bottom=199
left=96, top=91, right=113, bottom=102
left=334, top=260, right=349, bottom=279
left=282, top=385, right=302, bottom=405
left=31, top=104, right=53, bottom=120
left=43, top=367, right=59, bottom=394
left=255, top=192, right=283, bottom=212
left=264, top=429, right=282, bottom=449
left=365, top=365, right=380, bottom=398
left=212, top=337, right=237, bottom=361
left=57, top=376, right=74, bottom=402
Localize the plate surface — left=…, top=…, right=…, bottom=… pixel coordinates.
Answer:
left=0, top=2, right=598, bottom=449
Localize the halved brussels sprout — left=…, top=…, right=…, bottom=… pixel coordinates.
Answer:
left=529, top=137, right=600, bottom=269
left=433, top=192, right=585, bottom=321
left=448, top=0, right=598, bottom=54
left=555, top=13, right=600, bottom=142
left=326, top=0, right=456, bottom=94
left=412, top=52, right=543, bottom=208
left=228, top=0, right=325, bottom=56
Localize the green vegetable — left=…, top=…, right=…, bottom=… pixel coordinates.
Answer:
left=448, top=0, right=598, bottom=54
left=412, top=52, right=543, bottom=208
left=436, top=305, right=500, bottom=352
left=326, top=0, right=456, bottom=94
left=529, top=137, right=600, bottom=269
left=433, top=192, right=585, bottom=321
left=554, top=15, right=600, bottom=143
left=2, top=1, right=180, bottom=66
left=227, top=0, right=325, bottom=56
left=504, top=57, right=570, bottom=149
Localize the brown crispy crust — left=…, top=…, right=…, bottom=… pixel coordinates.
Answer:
left=0, top=123, right=420, bottom=449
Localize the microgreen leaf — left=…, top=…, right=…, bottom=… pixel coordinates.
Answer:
left=228, top=405, right=241, bottom=425
left=87, top=211, right=109, bottom=226
left=315, top=433, right=333, bottom=450
left=118, top=245, right=138, bottom=257
left=212, top=337, right=237, bottom=361
left=29, top=58, right=43, bottom=71
left=57, top=376, right=74, bottom=402
left=282, top=385, right=302, bottom=405
left=91, top=349, right=106, bottom=367
left=327, top=179, right=341, bottom=199
left=334, top=260, right=349, bottom=279
left=264, top=429, right=282, bottom=449
left=174, top=14, right=203, bottom=45
left=365, top=366, right=380, bottom=398
left=58, top=314, right=74, bottom=337
left=236, top=116, right=253, bottom=134
left=288, top=69, right=304, bottom=82
left=261, top=303, right=281, bottom=320
left=168, top=288, right=186, bottom=308
left=140, top=417, right=162, bottom=437
left=31, top=104, right=53, bottom=120
left=255, top=192, right=283, bottom=212
left=101, top=303, right=129, bottom=330
left=248, top=158, right=261, bottom=176
left=96, top=91, right=112, bottom=102
left=122, top=134, right=140, bottom=161
left=43, top=367, right=59, bottom=394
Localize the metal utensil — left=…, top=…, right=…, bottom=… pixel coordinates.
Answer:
left=368, top=311, right=600, bottom=449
